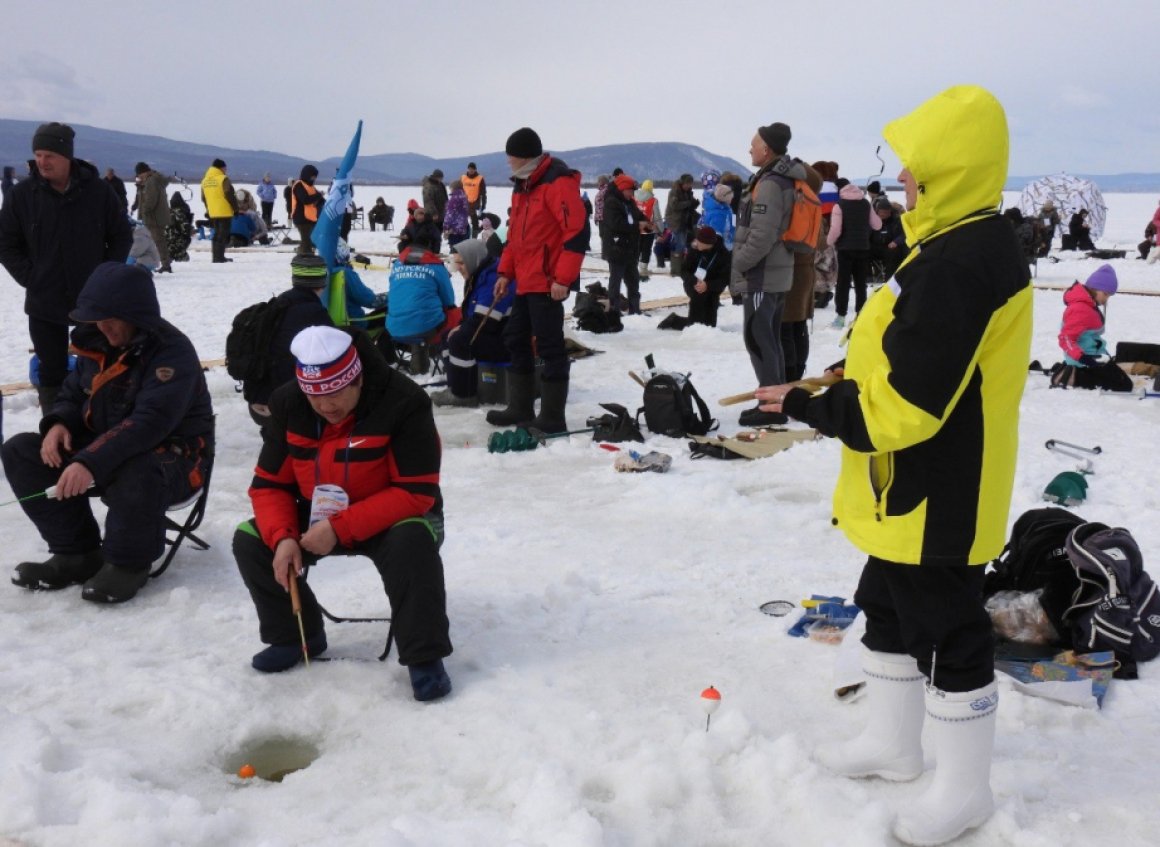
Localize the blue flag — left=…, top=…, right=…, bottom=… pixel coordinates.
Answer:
left=312, top=120, right=363, bottom=269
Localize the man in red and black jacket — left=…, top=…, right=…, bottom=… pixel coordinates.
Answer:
left=232, top=326, right=453, bottom=701
left=486, top=127, right=589, bottom=435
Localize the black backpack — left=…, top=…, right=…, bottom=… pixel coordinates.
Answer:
left=573, top=287, right=623, bottom=334
left=637, top=371, right=716, bottom=438
left=1063, top=523, right=1160, bottom=667
left=984, top=507, right=1087, bottom=636
left=225, top=295, right=292, bottom=399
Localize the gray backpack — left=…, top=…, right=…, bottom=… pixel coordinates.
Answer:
left=1063, top=523, right=1160, bottom=664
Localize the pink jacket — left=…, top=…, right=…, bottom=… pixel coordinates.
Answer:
left=1058, top=282, right=1106, bottom=363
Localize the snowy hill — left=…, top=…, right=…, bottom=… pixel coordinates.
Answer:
left=0, top=119, right=749, bottom=186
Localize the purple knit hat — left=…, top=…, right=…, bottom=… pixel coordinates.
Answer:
left=1085, top=264, right=1118, bottom=295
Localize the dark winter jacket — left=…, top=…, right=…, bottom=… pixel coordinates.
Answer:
left=679, top=240, right=731, bottom=294
left=0, top=159, right=132, bottom=324
left=602, top=185, right=643, bottom=266
left=422, top=175, right=448, bottom=222
left=872, top=212, right=906, bottom=250
left=368, top=200, right=393, bottom=228
left=251, top=332, right=442, bottom=550
left=42, top=262, right=214, bottom=487
left=291, top=179, right=324, bottom=225
left=104, top=173, right=127, bottom=209
left=398, top=217, right=442, bottom=252
left=663, top=183, right=698, bottom=234
left=828, top=183, right=881, bottom=252
left=246, top=286, right=334, bottom=405
left=499, top=155, right=588, bottom=295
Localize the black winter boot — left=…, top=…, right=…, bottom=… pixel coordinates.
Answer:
left=13, top=551, right=103, bottom=590
left=669, top=254, right=684, bottom=278
left=81, top=562, right=150, bottom=604
left=530, top=378, right=569, bottom=435
left=485, top=371, right=536, bottom=427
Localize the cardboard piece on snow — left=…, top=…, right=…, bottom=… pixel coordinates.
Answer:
left=689, top=428, right=819, bottom=459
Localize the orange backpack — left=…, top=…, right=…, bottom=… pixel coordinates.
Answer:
left=781, top=180, right=823, bottom=253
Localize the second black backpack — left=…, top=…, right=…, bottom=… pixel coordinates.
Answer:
left=225, top=295, right=292, bottom=400
left=984, top=506, right=1087, bottom=635
left=637, top=371, right=716, bottom=438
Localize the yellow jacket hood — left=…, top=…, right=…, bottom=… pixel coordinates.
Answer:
left=883, top=85, right=1008, bottom=246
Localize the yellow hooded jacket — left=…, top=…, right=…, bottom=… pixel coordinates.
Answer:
left=785, top=85, right=1032, bottom=566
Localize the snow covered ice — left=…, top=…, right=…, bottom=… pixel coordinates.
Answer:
left=0, top=188, right=1158, bottom=846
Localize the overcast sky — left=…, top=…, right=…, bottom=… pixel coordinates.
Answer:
left=5, top=0, right=1157, bottom=179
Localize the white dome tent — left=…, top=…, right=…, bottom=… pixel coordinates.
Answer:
left=1018, top=173, right=1107, bottom=240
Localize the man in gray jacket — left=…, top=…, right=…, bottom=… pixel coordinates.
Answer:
left=729, top=122, right=805, bottom=427
left=134, top=162, right=172, bottom=273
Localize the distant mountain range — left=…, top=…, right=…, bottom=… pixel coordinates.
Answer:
left=4, top=119, right=1158, bottom=192
left=0, top=119, right=750, bottom=187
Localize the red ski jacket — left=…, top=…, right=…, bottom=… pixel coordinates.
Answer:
left=248, top=333, right=442, bottom=550
left=498, top=155, right=588, bottom=294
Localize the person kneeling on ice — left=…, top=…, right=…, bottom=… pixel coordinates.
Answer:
left=755, top=86, right=1032, bottom=845
left=232, top=325, right=453, bottom=701
left=1, top=262, right=215, bottom=603
left=1052, top=264, right=1129, bottom=390
left=431, top=239, right=513, bottom=408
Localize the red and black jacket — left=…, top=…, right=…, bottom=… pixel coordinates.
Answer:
left=498, top=155, right=589, bottom=294
left=249, top=332, right=442, bottom=550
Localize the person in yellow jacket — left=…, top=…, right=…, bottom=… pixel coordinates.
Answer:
left=200, top=158, right=238, bottom=263
left=755, top=85, right=1032, bottom=846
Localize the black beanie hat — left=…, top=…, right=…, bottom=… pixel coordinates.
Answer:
left=32, top=122, right=75, bottom=159
left=135, top=162, right=150, bottom=175
left=505, top=127, right=543, bottom=158
left=757, top=122, right=792, bottom=155
left=300, top=164, right=319, bottom=180
left=290, top=254, right=329, bottom=288
left=212, top=158, right=227, bottom=169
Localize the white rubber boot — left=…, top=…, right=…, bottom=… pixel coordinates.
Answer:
left=893, top=681, right=998, bottom=846
left=814, top=649, right=925, bottom=781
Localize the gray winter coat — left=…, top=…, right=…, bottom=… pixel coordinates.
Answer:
left=729, top=155, right=806, bottom=296
left=138, top=171, right=172, bottom=228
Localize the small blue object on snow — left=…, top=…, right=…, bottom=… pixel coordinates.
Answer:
left=787, top=595, right=861, bottom=639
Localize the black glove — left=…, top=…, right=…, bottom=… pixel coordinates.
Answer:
left=1078, top=354, right=1101, bottom=368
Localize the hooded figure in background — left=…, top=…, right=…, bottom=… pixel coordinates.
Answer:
left=756, top=85, right=1032, bottom=846
left=291, top=164, right=325, bottom=256
left=0, top=262, right=215, bottom=605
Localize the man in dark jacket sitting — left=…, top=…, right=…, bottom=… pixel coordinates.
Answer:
left=1, top=262, right=215, bottom=603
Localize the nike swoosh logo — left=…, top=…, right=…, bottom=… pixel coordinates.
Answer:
left=349, top=439, right=367, bottom=447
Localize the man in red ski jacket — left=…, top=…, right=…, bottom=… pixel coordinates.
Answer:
left=232, top=326, right=452, bottom=701
left=487, top=127, right=589, bottom=435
